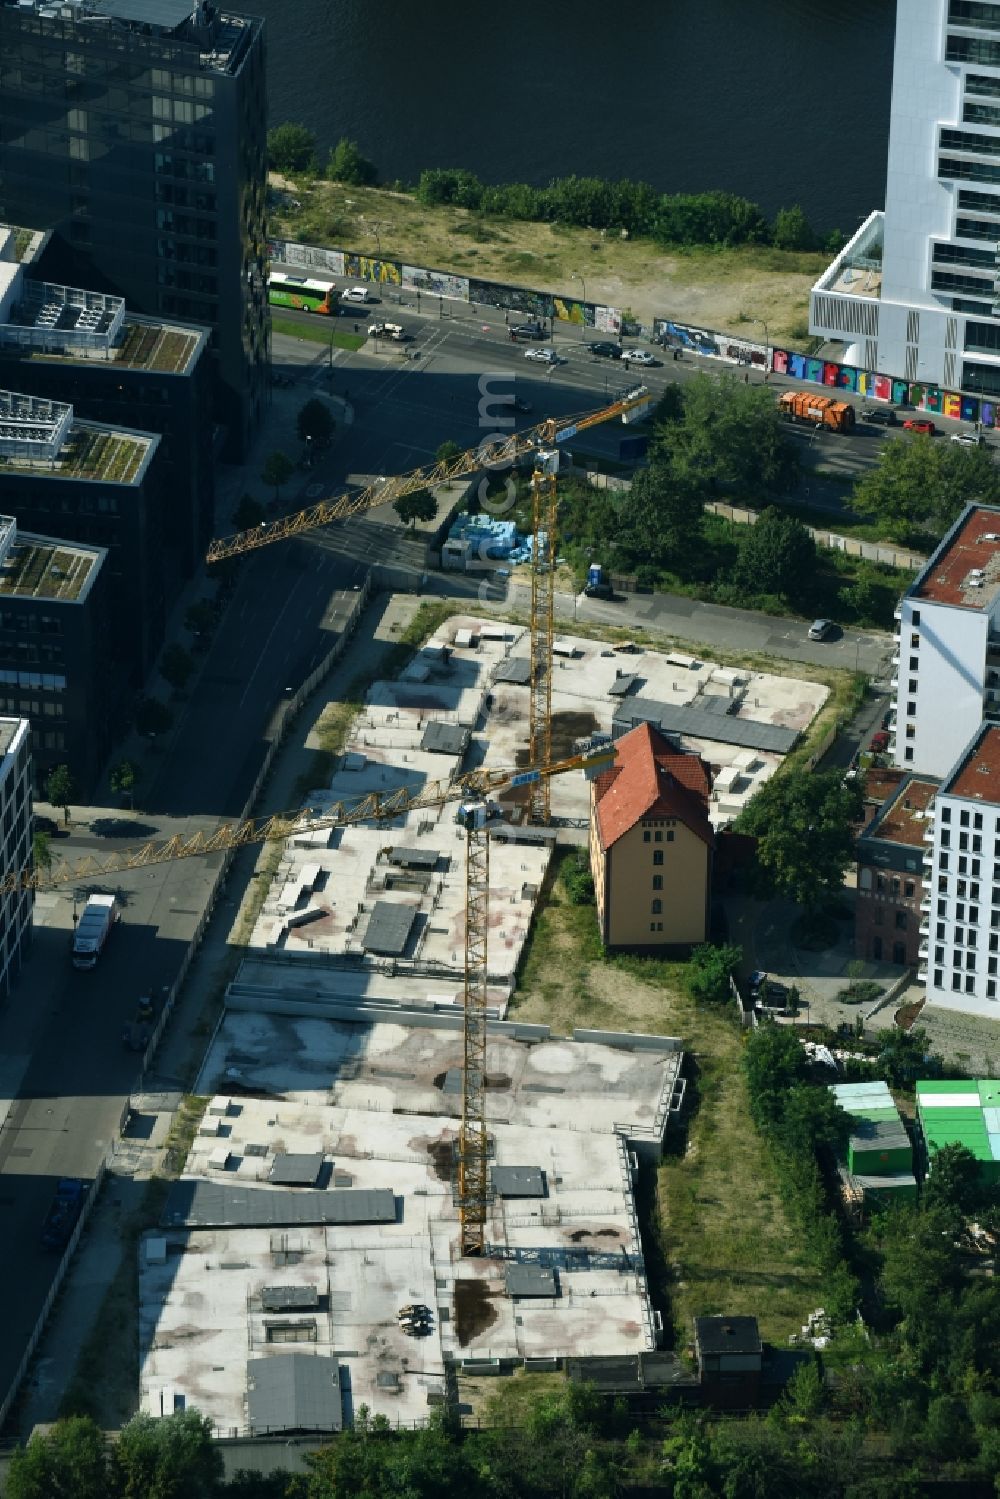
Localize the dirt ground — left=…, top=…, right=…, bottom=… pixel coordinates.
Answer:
left=270, top=178, right=826, bottom=344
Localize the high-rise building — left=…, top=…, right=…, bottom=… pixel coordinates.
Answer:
left=810, top=0, right=1000, bottom=398
left=920, top=719, right=1000, bottom=1018
left=891, top=505, right=1000, bottom=780
left=0, top=716, right=34, bottom=998
left=0, top=517, right=111, bottom=795
left=0, top=389, right=165, bottom=683
left=0, top=0, right=268, bottom=457
left=0, top=242, right=213, bottom=579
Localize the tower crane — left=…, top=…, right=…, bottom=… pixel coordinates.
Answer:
left=206, top=388, right=650, bottom=826
left=13, top=747, right=614, bottom=1254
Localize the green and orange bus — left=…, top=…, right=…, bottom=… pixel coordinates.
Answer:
left=268, top=271, right=335, bottom=314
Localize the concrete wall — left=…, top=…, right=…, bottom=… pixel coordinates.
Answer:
left=894, top=596, right=989, bottom=779
left=605, top=818, right=709, bottom=949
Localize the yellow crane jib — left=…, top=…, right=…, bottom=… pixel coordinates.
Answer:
left=204, top=391, right=650, bottom=564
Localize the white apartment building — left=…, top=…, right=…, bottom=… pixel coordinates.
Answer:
left=0, top=717, right=33, bottom=997
left=892, top=505, right=1000, bottom=778
left=810, top=0, right=1000, bottom=398
left=919, top=720, right=1000, bottom=1016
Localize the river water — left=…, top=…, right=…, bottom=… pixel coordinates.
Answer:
left=256, top=0, right=896, bottom=232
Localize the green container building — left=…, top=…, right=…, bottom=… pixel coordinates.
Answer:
left=830, top=1081, right=916, bottom=1204
left=916, top=1079, right=1000, bottom=1186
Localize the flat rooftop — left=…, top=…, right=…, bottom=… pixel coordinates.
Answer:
left=0, top=529, right=102, bottom=604
left=1, top=418, right=154, bottom=484
left=943, top=722, right=1000, bottom=804
left=910, top=505, right=1000, bottom=612
left=863, top=775, right=938, bottom=849
left=137, top=1012, right=683, bottom=1431
left=11, top=2, right=261, bottom=77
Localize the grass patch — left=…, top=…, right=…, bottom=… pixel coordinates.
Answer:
left=160, top=1094, right=209, bottom=1177
left=511, top=860, right=826, bottom=1345
left=270, top=179, right=828, bottom=344
left=271, top=315, right=365, bottom=350
left=293, top=696, right=363, bottom=802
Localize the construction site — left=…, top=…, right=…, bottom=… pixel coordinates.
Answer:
left=134, top=600, right=828, bottom=1434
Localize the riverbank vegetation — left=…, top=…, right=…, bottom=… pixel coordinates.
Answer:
left=266, top=129, right=828, bottom=342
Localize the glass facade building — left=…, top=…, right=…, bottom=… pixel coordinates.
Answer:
left=0, top=1, right=268, bottom=457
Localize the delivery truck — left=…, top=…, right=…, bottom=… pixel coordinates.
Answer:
left=72, top=892, right=120, bottom=970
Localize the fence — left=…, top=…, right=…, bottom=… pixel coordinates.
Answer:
left=0, top=578, right=373, bottom=1435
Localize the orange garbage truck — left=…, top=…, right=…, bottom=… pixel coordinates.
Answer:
left=779, top=390, right=856, bottom=433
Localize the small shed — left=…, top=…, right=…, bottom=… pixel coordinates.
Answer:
left=694, top=1316, right=762, bottom=1408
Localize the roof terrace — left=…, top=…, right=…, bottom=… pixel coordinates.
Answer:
left=0, top=393, right=154, bottom=484
left=0, top=517, right=102, bottom=604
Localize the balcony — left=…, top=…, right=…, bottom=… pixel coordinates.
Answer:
left=924, top=824, right=935, bottom=842
left=894, top=605, right=902, bottom=622
left=920, top=919, right=930, bottom=936
left=918, top=941, right=929, bottom=960
left=921, top=893, right=932, bottom=912
left=918, top=969, right=928, bottom=984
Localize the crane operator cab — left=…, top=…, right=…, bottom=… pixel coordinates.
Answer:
left=456, top=799, right=504, bottom=833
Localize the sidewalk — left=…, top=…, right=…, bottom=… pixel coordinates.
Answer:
left=92, top=383, right=352, bottom=810
left=15, top=589, right=421, bottom=1437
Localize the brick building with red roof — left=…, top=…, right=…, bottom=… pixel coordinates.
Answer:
left=589, top=722, right=714, bottom=952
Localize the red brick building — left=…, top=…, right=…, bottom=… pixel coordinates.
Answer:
left=855, top=774, right=937, bottom=966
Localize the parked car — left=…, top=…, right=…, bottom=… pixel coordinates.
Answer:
left=510, top=321, right=545, bottom=340
left=903, top=417, right=936, bottom=435
left=951, top=431, right=986, bottom=446
left=861, top=406, right=897, bottom=426
left=620, top=348, right=659, bottom=366
left=870, top=730, right=890, bottom=754
left=341, top=285, right=377, bottom=304
left=807, top=618, right=836, bottom=641
left=512, top=396, right=533, bottom=414
left=588, top=341, right=621, bottom=360
left=524, top=347, right=559, bottom=364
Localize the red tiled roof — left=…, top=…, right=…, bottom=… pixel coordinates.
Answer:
left=945, top=723, right=1000, bottom=802
left=593, top=722, right=713, bottom=851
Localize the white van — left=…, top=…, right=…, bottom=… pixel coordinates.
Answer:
left=342, top=285, right=377, bottom=304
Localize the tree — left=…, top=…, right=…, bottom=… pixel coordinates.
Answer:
left=616, top=455, right=706, bottom=574
left=731, top=506, right=818, bottom=607
left=393, top=489, right=438, bottom=529
left=326, top=137, right=377, bottom=185
left=923, top=1142, right=983, bottom=1225
left=112, top=1409, right=222, bottom=1499
left=7, top=1415, right=111, bottom=1499
left=435, top=439, right=462, bottom=465
left=233, top=493, right=266, bottom=532
left=266, top=121, right=317, bottom=175
left=743, top=1020, right=809, bottom=1131
left=110, top=759, right=139, bottom=811
left=297, top=398, right=335, bottom=448
left=45, top=763, right=75, bottom=824
left=772, top=204, right=816, bottom=251
left=735, top=767, right=863, bottom=911
left=261, top=450, right=294, bottom=503
left=686, top=942, right=742, bottom=1004
left=184, top=600, right=216, bottom=638
left=852, top=436, right=1000, bottom=543
left=135, top=696, right=173, bottom=738
left=32, top=829, right=52, bottom=873
left=876, top=1024, right=938, bottom=1089
left=668, top=373, right=799, bottom=500
left=160, top=642, right=194, bottom=693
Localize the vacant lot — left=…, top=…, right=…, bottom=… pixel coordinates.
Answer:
left=511, top=866, right=824, bottom=1344
left=270, top=178, right=826, bottom=345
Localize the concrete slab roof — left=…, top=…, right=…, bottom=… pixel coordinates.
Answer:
left=136, top=1011, right=684, bottom=1430
left=246, top=1354, right=343, bottom=1435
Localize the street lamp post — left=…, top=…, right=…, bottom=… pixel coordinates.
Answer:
left=754, top=318, right=770, bottom=380
left=571, top=271, right=587, bottom=306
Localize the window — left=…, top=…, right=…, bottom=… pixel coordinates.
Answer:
left=937, top=921, right=946, bottom=939
left=908, top=679, right=918, bottom=695
left=909, top=656, right=919, bottom=671
left=652, top=875, right=663, bottom=891
left=939, top=898, right=948, bottom=915
left=907, top=700, right=917, bottom=717
left=934, top=240, right=999, bottom=267
left=941, top=853, right=950, bottom=871
left=905, top=747, right=914, bottom=762
left=643, top=831, right=650, bottom=843
left=667, top=830, right=675, bottom=842
left=649, top=921, right=663, bottom=932
left=651, top=899, right=662, bottom=915
left=950, top=0, right=1000, bottom=32
left=935, top=968, right=944, bottom=987
left=895, top=911, right=908, bottom=931
left=653, top=850, right=664, bottom=866
left=961, top=810, right=970, bottom=828
left=961, top=832, right=969, bottom=850
left=891, top=877, right=901, bottom=896
left=989, top=979, right=997, bottom=998
left=966, top=72, right=1000, bottom=99
left=874, top=907, right=884, bottom=926
left=942, top=807, right=952, bottom=824
left=975, top=813, right=984, bottom=830
left=967, top=975, right=977, bottom=993
left=905, top=881, right=916, bottom=898
left=954, top=973, right=963, bottom=990
left=654, top=830, right=663, bottom=842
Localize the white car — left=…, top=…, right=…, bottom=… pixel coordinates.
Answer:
left=950, top=431, right=985, bottom=447
left=620, top=348, right=658, bottom=366
left=524, top=347, right=558, bottom=364
left=342, top=285, right=377, bottom=304
left=368, top=321, right=405, bottom=340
